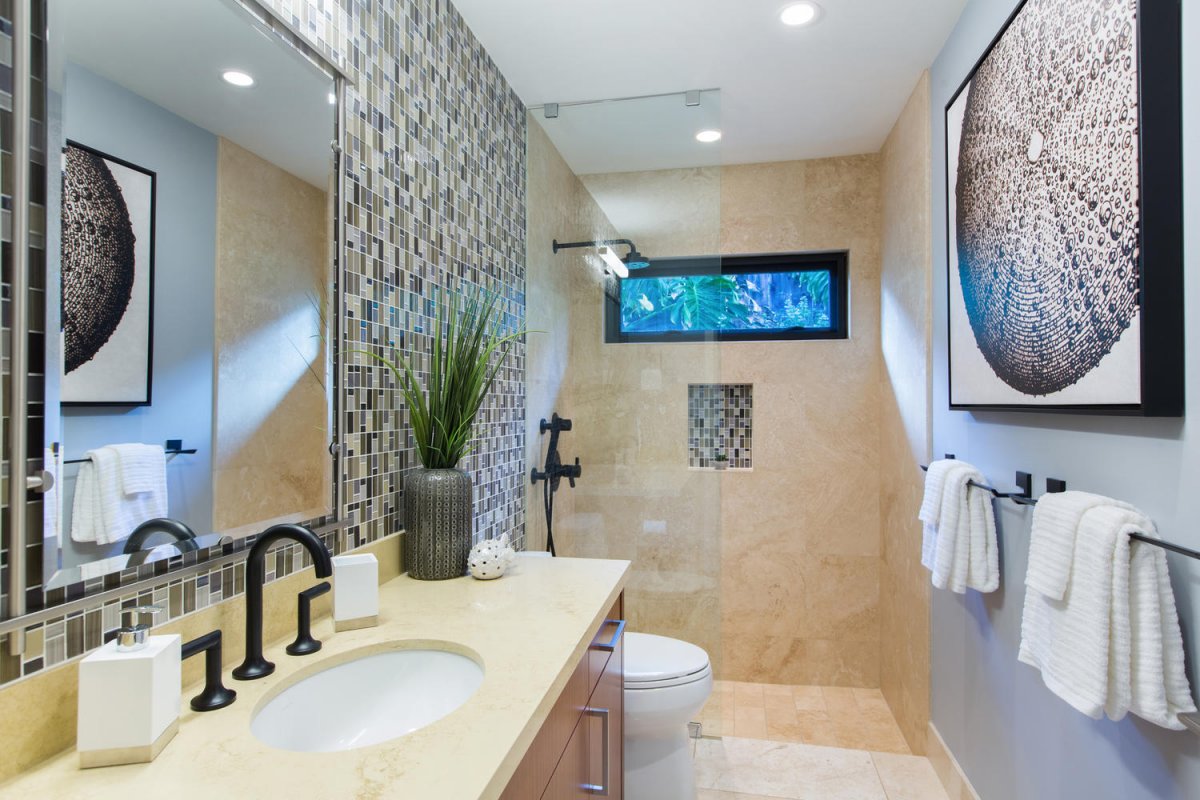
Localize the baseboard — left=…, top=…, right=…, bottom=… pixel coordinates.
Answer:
left=926, top=722, right=982, bottom=800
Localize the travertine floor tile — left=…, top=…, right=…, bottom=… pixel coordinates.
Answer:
left=733, top=704, right=767, bottom=738
left=695, top=736, right=889, bottom=799
left=699, top=790, right=794, bottom=800
left=792, top=685, right=827, bottom=711
left=871, top=752, right=951, bottom=800
left=734, top=681, right=766, bottom=707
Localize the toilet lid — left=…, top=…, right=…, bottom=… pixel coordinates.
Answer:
left=623, top=632, right=711, bottom=684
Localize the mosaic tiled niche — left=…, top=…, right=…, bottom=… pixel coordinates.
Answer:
left=0, top=0, right=528, bottom=687
left=688, top=384, right=753, bottom=469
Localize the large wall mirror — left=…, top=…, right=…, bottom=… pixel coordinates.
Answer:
left=41, top=0, right=343, bottom=591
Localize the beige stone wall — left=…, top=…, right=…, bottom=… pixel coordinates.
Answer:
left=878, top=73, right=934, bottom=752
left=717, top=157, right=883, bottom=686
left=213, top=138, right=331, bottom=531
left=529, top=124, right=885, bottom=685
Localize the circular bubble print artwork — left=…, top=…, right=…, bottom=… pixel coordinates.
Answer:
left=954, top=0, right=1139, bottom=396
left=62, top=146, right=137, bottom=374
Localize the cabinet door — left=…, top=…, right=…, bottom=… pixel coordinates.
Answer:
left=541, top=714, right=590, bottom=800
left=584, top=622, right=623, bottom=798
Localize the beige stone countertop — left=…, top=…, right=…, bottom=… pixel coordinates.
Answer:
left=2, top=555, right=630, bottom=800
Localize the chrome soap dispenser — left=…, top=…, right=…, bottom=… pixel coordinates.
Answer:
left=77, top=605, right=182, bottom=768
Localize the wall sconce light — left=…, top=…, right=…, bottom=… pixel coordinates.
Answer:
left=552, top=239, right=650, bottom=278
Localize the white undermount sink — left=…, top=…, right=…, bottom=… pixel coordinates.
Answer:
left=250, top=647, right=484, bottom=752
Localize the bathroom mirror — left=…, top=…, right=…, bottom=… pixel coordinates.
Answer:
left=40, top=0, right=341, bottom=590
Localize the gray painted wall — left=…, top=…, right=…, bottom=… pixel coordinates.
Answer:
left=930, top=1, right=1200, bottom=798
left=60, top=64, right=216, bottom=567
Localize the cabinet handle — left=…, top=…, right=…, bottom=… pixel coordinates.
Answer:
left=592, top=619, right=626, bottom=652
left=583, top=706, right=610, bottom=796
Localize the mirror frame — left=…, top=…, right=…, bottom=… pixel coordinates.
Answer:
left=2, top=0, right=354, bottom=631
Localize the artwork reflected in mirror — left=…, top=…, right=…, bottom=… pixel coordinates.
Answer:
left=44, top=0, right=337, bottom=589
left=62, top=142, right=156, bottom=405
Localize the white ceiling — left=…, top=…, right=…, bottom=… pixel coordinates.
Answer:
left=453, top=0, right=966, bottom=174
left=58, top=0, right=334, bottom=187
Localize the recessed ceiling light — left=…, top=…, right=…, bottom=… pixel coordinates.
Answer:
left=779, top=2, right=820, bottom=27
left=695, top=129, right=722, bottom=144
left=222, top=70, right=255, bottom=87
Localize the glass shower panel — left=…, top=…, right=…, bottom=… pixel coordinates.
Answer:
left=526, top=89, right=726, bottom=674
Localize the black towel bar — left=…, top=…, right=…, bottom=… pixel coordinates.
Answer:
left=920, top=457, right=1200, bottom=561
left=62, top=443, right=197, bottom=465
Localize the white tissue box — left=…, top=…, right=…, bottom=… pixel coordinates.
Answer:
left=77, top=635, right=181, bottom=768
left=333, top=553, right=379, bottom=631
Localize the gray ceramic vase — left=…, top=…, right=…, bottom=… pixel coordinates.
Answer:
left=403, top=467, right=473, bottom=580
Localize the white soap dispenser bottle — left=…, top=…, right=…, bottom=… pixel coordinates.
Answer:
left=77, top=605, right=182, bottom=768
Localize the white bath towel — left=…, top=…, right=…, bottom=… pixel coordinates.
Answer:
left=1019, top=504, right=1196, bottom=730
left=111, top=443, right=166, bottom=496
left=919, top=459, right=958, bottom=570
left=70, top=446, right=168, bottom=545
left=920, top=460, right=999, bottom=593
left=1025, top=490, right=1135, bottom=601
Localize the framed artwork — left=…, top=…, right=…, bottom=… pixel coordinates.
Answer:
left=945, top=0, right=1182, bottom=415
left=61, top=141, right=156, bottom=406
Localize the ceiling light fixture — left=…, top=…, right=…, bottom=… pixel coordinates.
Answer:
left=328, top=92, right=337, bottom=105
left=779, top=2, right=820, bottom=27
left=695, top=129, right=722, bottom=144
left=222, top=70, right=255, bottom=87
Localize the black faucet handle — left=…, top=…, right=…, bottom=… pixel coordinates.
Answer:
left=181, top=631, right=236, bottom=711
left=286, top=581, right=331, bottom=656
left=567, top=457, right=581, bottom=488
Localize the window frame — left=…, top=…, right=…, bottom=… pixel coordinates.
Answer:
left=604, top=250, right=850, bottom=344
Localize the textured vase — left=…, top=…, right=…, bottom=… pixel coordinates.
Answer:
left=403, top=468, right=473, bottom=580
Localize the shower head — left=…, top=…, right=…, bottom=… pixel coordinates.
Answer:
left=623, top=248, right=650, bottom=270
left=552, top=238, right=650, bottom=276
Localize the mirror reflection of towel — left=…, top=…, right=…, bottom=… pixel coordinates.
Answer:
left=70, top=444, right=167, bottom=545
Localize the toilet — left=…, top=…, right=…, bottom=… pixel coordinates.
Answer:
left=623, top=632, right=713, bottom=800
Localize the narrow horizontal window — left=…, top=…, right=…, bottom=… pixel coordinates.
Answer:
left=605, top=251, right=849, bottom=343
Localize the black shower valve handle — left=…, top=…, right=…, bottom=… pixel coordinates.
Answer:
left=566, top=457, right=581, bottom=488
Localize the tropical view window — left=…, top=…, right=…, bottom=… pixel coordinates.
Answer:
left=606, top=251, right=849, bottom=343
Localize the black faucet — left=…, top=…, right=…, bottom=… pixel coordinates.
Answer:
left=124, top=517, right=200, bottom=554
left=232, top=524, right=332, bottom=681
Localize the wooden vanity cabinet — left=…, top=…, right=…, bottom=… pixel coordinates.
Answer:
left=501, top=594, right=625, bottom=799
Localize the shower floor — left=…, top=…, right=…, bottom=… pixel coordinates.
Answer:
left=697, top=681, right=910, bottom=752
left=691, top=681, right=951, bottom=800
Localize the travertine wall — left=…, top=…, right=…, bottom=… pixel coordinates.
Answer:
left=878, top=73, right=934, bottom=753
left=717, top=158, right=884, bottom=685
left=213, top=138, right=331, bottom=531
left=530, top=137, right=885, bottom=685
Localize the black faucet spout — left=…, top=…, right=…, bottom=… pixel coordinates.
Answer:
left=232, top=524, right=332, bottom=680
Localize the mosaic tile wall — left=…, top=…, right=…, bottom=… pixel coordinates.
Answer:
left=688, top=384, right=754, bottom=469
left=0, top=0, right=528, bottom=687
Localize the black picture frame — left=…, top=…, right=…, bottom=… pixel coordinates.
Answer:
left=605, top=250, right=850, bottom=344
left=61, top=140, right=156, bottom=407
left=944, top=0, right=1182, bottom=416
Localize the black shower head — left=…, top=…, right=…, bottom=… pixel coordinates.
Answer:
left=623, top=248, right=650, bottom=270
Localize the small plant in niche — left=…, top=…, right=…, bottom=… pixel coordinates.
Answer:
left=713, top=452, right=729, bottom=471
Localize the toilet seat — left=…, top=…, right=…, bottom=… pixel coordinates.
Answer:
left=623, top=632, right=711, bottom=689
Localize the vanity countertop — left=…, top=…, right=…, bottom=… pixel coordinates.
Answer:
left=1, top=555, right=630, bottom=799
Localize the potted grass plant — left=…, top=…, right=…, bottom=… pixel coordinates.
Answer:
left=362, top=290, right=523, bottom=580
left=713, top=452, right=729, bottom=471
